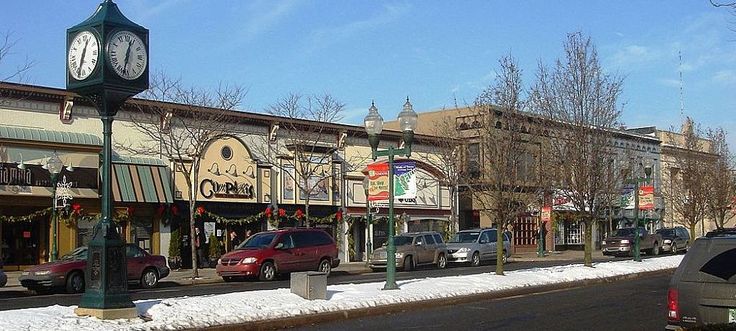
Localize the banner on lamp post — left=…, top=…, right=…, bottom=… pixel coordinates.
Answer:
left=367, top=162, right=389, bottom=201
left=393, top=160, right=416, bottom=202
left=639, top=185, right=655, bottom=210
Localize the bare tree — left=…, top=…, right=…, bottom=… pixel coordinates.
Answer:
left=462, top=55, right=545, bottom=275
left=704, top=127, right=735, bottom=229
left=414, top=111, right=464, bottom=236
left=252, top=93, right=359, bottom=227
left=663, top=118, right=711, bottom=239
left=530, top=32, right=624, bottom=267
left=0, top=32, right=34, bottom=101
left=117, top=72, right=246, bottom=278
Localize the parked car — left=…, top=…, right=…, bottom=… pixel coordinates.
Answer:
left=216, top=228, right=340, bottom=281
left=446, top=228, right=511, bottom=266
left=19, top=244, right=169, bottom=294
left=656, top=227, right=690, bottom=254
left=602, top=227, right=662, bottom=257
left=666, top=228, right=736, bottom=330
left=369, top=231, right=447, bottom=271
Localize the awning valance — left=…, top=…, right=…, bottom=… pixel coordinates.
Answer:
left=112, top=163, right=173, bottom=203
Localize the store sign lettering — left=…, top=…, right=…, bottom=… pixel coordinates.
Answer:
left=0, top=164, right=32, bottom=186
left=200, top=178, right=255, bottom=199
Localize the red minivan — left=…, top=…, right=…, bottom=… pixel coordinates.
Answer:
left=216, top=228, right=340, bottom=281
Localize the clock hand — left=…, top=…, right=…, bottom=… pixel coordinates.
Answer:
left=77, top=38, right=90, bottom=77
left=122, top=39, right=134, bottom=75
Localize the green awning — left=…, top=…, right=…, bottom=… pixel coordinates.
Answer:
left=0, top=124, right=102, bottom=146
left=112, top=162, right=173, bottom=203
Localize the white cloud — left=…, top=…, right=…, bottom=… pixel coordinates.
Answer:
left=241, top=1, right=304, bottom=41
left=611, top=45, right=658, bottom=66
left=305, top=3, right=411, bottom=52
left=713, top=70, right=736, bottom=84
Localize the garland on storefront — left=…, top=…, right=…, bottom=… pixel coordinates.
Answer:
left=193, top=206, right=347, bottom=228
left=0, top=207, right=52, bottom=223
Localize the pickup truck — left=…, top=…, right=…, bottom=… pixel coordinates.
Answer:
left=602, top=227, right=663, bottom=257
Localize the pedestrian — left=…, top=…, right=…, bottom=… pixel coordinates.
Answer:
left=195, top=227, right=207, bottom=268
left=245, top=229, right=252, bottom=239
left=229, top=230, right=240, bottom=251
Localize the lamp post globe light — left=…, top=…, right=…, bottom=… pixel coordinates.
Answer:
left=632, top=162, right=653, bottom=262
left=363, top=98, right=417, bottom=290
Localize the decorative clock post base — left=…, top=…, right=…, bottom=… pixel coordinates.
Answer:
left=76, top=220, right=136, bottom=318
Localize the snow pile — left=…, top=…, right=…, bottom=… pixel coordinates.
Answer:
left=0, top=255, right=682, bottom=331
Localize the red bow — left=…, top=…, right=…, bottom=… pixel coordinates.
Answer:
left=278, top=208, right=286, bottom=217
left=265, top=206, right=273, bottom=218
left=336, top=210, right=343, bottom=222
left=71, top=203, right=82, bottom=216
left=295, top=209, right=304, bottom=219
left=196, top=206, right=206, bottom=216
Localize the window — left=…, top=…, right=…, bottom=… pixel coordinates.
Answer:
left=125, top=245, right=144, bottom=258
left=415, top=236, right=424, bottom=245
left=424, top=235, right=436, bottom=245
left=278, top=234, right=295, bottom=249
left=433, top=233, right=443, bottom=244
left=467, top=143, right=480, bottom=178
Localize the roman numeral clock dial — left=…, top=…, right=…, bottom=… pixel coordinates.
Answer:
left=67, top=31, right=100, bottom=81
left=106, top=30, right=147, bottom=80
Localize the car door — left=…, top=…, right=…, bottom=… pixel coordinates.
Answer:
left=125, top=245, right=146, bottom=280
left=292, top=231, right=319, bottom=271
left=422, top=234, right=437, bottom=264
left=273, top=233, right=302, bottom=272
left=479, top=230, right=495, bottom=261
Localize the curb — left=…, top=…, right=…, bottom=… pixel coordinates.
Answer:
left=203, top=268, right=675, bottom=331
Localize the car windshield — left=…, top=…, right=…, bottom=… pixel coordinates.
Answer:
left=237, top=233, right=276, bottom=249
left=393, top=236, right=413, bottom=246
left=60, top=247, right=87, bottom=260
left=448, top=232, right=480, bottom=243
left=614, top=228, right=645, bottom=237
left=656, top=229, right=675, bottom=237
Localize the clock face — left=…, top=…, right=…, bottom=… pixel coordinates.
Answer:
left=67, top=31, right=100, bottom=81
left=106, top=30, right=148, bottom=80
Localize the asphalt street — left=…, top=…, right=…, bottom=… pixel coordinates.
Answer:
left=0, top=256, right=642, bottom=311
left=294, top=272, right=674, bottom=331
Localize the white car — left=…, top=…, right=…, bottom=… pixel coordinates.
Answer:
left=446, top=228, right=511, bottom=266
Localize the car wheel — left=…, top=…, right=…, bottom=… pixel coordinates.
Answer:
left=670, top=243, right=677, bottom=255
left=66, top=271, right=85, bottom=294
left=501, top=250, right=508, bottom=264
left=471, top=252, right=480, bottom=267
left=652, top=244, right=660, bottom=256
left=403, top=256, right=414, bottom=271
left=437, top=254, right=447, bottom=269
left=318, top=258, right=332, bottom=276
left=140, top=268, right=159, bottom=289
left=259, top=262, right=276, bottom=281
left=223, top=276, right=236, bottom=282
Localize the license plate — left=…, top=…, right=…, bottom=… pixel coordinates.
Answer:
left=729, top=308, right=735, bottom=323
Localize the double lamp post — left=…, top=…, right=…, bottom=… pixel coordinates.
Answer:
left=363, top=98, right=418, bottom=290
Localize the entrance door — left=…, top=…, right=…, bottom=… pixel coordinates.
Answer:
left=2, top=221, right=40, bottom=267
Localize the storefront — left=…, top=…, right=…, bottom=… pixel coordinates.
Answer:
left=0, top=125, right=101, bottom=269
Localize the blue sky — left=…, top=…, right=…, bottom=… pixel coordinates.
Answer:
left=2, top=1, right=735, bottom=145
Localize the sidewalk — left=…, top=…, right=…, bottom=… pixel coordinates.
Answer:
left=0, top=250, right=607, bottom=290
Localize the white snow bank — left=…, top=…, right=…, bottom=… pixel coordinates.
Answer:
left=0, top=255, right=682, bottom=331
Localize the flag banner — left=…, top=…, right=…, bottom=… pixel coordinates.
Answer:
left=367, top=162, right=389, bottom=201
left=639, top=185, right=655, bottom=210
left=393, top=160, right=416, bottom=202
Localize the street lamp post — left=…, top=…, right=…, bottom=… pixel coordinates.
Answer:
left=362, top=177, right=373, bottom=263
left=364, top=99, right=417, bottom=291
left=632, top=164, right=652, bottom=262
left=42, top=152, right=71, bottom=262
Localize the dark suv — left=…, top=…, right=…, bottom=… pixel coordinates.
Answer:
left=666, top=228, right=736, bottom=330
left=656, top=227, right=690, bottom=254
left=216, top=228, right=340, bottom=281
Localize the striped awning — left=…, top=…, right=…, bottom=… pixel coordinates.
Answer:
left=112, top=163, right=173, bottom=203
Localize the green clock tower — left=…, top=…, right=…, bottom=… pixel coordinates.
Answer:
left=66, top=0, right=149, bottom=320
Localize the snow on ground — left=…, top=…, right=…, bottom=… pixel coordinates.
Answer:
left=0, top=255, right=683, bottom=331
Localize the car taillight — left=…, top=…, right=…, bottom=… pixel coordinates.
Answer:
left=667, top=288, right=679, bottom=321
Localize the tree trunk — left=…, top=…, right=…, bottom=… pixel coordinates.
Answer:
left=496, top=215, right=505, bottom=276
left=189, top=205, right=199, bottom=278
left=305, top=199, right=310, bottom=228
left=689, top=223, right=697, bottom=240
left=584, top=219, right=593, bottom=267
